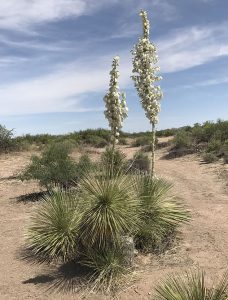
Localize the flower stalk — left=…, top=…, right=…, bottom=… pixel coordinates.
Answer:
left=132, top=10, right=163, bottom=177
left=104, top=56, right=128, bottom=175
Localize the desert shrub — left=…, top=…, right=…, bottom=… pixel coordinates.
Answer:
left=27, top=190, right=81, bottom=262
left=132, top=136, right=151, bottom=147
left=100, top=148, right=128, bottom=177
left=20, top=142, right=78, bottom=190
left=173, top=130, right=193, bottom=149
left=154, top=270, right=228, bottom=300
left=223, top=140, right=228, bottom=163
left=129, top=151, right=150, bottom=173
left=206, top=138, right=222, bottom=153
left=118, top=138, right=128, bottom=145
left=82, top=135, right=108, bottom=148
left=156, top=128, right=177, bottom=137
left=203, top=152, right=218, bottom=163
left=133, top=175, right=189, bottom=252
left=0, top=125, right=14, bottom=152
left=77, top=129, right=110, bottom=147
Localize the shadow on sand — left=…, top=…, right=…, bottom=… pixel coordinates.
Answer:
left=22, top=259, right=90, bottom=294
left=15, top=191, right=47, bottom=203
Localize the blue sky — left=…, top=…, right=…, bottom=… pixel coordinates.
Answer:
left=0, top=0, right=228, bottom=135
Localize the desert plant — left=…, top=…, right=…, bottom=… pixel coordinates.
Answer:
left=82, top=135, right=108, bottom=148
left=118, top=137, right=128, bottom=145
left=78, top=171, right=139, bottom=251
left=133, top=175, right=189, bottom=251
left=81, top=246, right=130, bottom=293
left=20, top=142, right=78, bottom=190
left=203, top=152, right=219, bottom=163
left=0, top=124, right=14, bottom=152
left=223, top=140, right=228, bottom=163
left=173, top=130, right=193, bottom=149
left=132, top=10, right=163, bottom=176
left=103, top=56, right=128, bottom=175
left=154, top=270, right=228, bottom=300
left=132, top=136, right=151, bottom=147
left=27, top=190, right=81, bottom=262
left=129, top=151, right=150, bottom=173
left=206, top=138, right=222, bottom=153
left=100, top=147, right=128, bottom=177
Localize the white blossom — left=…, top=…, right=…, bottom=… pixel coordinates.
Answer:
left=131, top=10, right=163, bottom=125
left=104, top=56, right=128, bottom=144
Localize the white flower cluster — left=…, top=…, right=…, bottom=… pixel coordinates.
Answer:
left=104, top=56, right=128, bottom=144
left=132, top=10, right=163, bottom=124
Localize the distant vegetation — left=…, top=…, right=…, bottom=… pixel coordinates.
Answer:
left=168, top=120, right=228, bottom=163
left=1, top=119, right=227, bottom=165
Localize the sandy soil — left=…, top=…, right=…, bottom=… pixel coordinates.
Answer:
left=0, top=143, right=227, bottom=300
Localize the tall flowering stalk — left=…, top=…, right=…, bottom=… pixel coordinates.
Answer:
left=132, top=10, right=163, bottom=177
left=104, top=56, right=128, bottom=174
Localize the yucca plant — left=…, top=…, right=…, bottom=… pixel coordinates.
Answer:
left=78, top=170, right=140, bottom=251
left=80, top=246, right=131, bottom=293
left=133, top=174, right=190, bottom=251
left=154, top=270, right=228, bottom=300
left=100, top=147, right=128, bottom=178
left=27, top=190, right=82, bottom=263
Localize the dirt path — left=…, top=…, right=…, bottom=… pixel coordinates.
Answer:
left=0, top=148, right=227, bottom=299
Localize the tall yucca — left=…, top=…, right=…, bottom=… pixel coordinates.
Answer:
left=133, top=174, right=190, bottom=251
left=155, top=271, right=228, bottom=300
left=27, top=191, right=82, bottom=262
left=78, top=170, right=139, bottom=250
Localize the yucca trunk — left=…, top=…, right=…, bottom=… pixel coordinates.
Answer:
left=151, top=122, right=156, bottom=177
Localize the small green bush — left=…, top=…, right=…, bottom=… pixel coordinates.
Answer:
left=100, top=148, right=128, bottom=177
left=0, top=125, right=14, bottom=153
left=132, top=136, right=151, bottom=147
left=118, top=138, right=128, bottom=145
left=173, top=131, right=193, bottom=149
left=206, top=138, right=222, bottom=153
left=20, top=142, right=78, bottom=190
left=83, top=135, right=108, bottom=148
left=129, top=151, right=150, bottom=173
left=203, top=152, right=218, bottom=164
left=222, top=140, right=228, bottom=164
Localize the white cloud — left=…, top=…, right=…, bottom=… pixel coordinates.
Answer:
left=0, top=0, right=118, bottom=30
left=0, top=53, right=132, bottom=116
left=183, top=76, right=228, bottom=89
left=157, top=23, right=228, bottom=73
left=0, top=34, right=71, bottom=52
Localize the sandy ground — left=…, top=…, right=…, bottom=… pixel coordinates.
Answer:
left=0, top=142, right=227, bottom=300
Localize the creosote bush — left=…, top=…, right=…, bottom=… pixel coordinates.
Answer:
left=155, top=270, right=228, bottom=300
left=20, top=142, right=94, bottom=190
left=129, top=151, right=150, bottom=173
left=0, top=125, right=14, bottom=152
left=132, top=136, right=152, bottom=147
left=203, top=152, right=219, bottom=164
left=168, top=120, right=228, bottom=161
